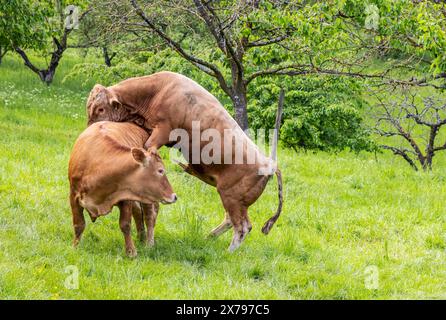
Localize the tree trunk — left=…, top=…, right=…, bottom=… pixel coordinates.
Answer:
left=103, top=47, right=112, bottom=67
left=231, top=87, right=249, bottom=131
left=0, top=47, right=6, bottom=65
left=38, top=69, right=56, bottom=85
left=102, top=46, right=116, bottom=67
left=15, top=38, right=65, bottom=85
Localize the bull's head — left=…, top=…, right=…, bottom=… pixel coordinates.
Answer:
left=86, top=84, right=144, bottom=126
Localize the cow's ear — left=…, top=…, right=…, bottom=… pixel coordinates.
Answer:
left=131, top=148, right=149, bottom=167
left=148, top=148, right=159, bottom=157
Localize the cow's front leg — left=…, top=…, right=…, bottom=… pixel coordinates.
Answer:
left=144, top=124, right=172, bottom=150
left=132, top=202, right=146, bottom=242
left=118, top=201, right=137, bottom=258
left=142, top=203, right=159, bottom=247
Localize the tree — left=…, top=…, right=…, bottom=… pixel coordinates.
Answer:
left=69, top=7, right=119, bottom=67
left=374, top=92, right=446, bottom=171
left=88, top=0, right=444, bottom=130
left=0, top=0, right=48, bottom=65
left=89, top=0, right=374, bottom=130
left=1, top=0, right=89, bottom=84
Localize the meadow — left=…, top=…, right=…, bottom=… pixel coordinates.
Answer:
left=0, top=53, right=445, bottom=299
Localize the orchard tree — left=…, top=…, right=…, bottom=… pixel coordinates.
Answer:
left=90, top=0, right=445, bottom=130
left=0, top=0, right=48, bottom=65
left=374, top=92, right=446, bottom=171
left=1, top=0, right=89, bottom=84
left=91, top=0, right=377, bottom=130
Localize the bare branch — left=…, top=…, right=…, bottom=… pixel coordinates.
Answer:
left=246, top=34, right=290, bottom=48
left=129, top=0, right=232, bottom=96
left=380, top=145, right=419, bottom=171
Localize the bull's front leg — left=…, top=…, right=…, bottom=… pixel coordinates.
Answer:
left=118, top=201, right=137, bottom=258
left=143, top=123, right=172, bottom=151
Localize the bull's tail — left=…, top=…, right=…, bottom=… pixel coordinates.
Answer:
left=262, top=88, right=284, bottom=235
left=261, top=168, right=283, bottom=235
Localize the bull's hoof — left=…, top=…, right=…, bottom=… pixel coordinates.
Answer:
left=138, top=233, right=147, bottom=243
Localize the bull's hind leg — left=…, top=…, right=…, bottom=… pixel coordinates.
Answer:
left=118, top=201, right=137, bottom=258
left=219, top=194, right=252, bottom=252
left=142, top=203, right=159, bottom=247
left=70, top=193, right=85, bottom=247
left=228, top=209, right=252, bottom=252
left=208, top=212, right=232, bottom=238
left=131, top=202, right=146, bottom=243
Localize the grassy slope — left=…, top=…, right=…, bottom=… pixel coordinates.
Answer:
left=0, top=53, right=445, bottom=299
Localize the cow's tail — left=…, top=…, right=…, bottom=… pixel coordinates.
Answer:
left=261, top=168, right=283, bottom=235
left=261, top=88, right=284, bottom=235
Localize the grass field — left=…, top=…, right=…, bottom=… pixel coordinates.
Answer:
left=0, top=53, right=445, bottom=299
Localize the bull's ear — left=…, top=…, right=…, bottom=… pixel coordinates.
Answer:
left=109, top=93, right=122, bottom=111
left=131, top=148, right=149, bottom=167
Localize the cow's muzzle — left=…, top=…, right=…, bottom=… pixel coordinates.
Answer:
left=161, top=193, right=177, bottom=204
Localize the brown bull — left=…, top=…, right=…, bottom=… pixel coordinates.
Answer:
left=87, top=71, right=283, bottom=251
left=68, top=121, right=177, bottom=257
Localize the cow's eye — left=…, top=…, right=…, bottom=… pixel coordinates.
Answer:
left=98, top=108, right=105, bottom=114
left=157, top=168, right=165, bottom=176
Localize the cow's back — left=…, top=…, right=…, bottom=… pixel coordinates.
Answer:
left=68, top=121, right=149, bottom=190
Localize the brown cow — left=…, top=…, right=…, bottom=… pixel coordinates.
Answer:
left=86, top=71, right=283, bottom=252
left=68, top=121, right=177, bottom=257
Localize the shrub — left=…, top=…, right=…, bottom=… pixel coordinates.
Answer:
left=248, top=76, right=376, bottom=152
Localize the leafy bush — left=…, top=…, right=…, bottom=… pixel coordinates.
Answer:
left=248, top=76, right=376, bottom=152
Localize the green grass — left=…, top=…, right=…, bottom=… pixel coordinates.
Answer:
left=1, top=52, right=446, bottom=299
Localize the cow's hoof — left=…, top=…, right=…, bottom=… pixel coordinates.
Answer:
left=126, top=248, right=137, bottom=258
left=145, top=239, right=155, bottom=247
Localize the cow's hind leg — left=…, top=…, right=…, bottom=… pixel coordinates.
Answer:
left=142, top=203, right=159, bottom=247
left=118, top=201, right=137, bottom=258
left=132, top=202, right=146, bottom=243
left=208, top=211, right=232, bottom=238
left=70, top=193, right=85, bottom=247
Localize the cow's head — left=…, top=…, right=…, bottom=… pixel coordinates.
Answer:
left=87, top=84, right=139, bottom=126
left=131, top=147, right=177, bottom=204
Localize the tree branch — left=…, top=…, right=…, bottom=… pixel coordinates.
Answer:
left=129, top=0, right=232, bottom=96
left=380, top=145, right=419, bottom=171
left=193, top=0, right=243, bottom=82
left=246, top=34, right=290, bottom=48
left=13, top=47, right=40, bottom=74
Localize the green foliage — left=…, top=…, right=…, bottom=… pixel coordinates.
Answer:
left=0, top=0, right=48, bottom=51
left=0, top=0, right=89, bottom=61
left=249, top=76, right=376, bottom=152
